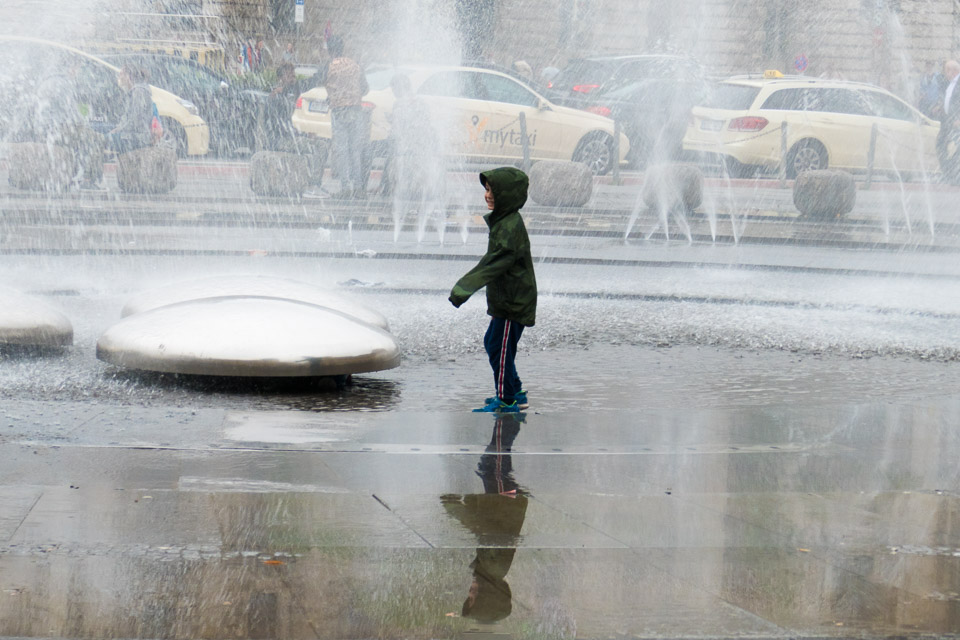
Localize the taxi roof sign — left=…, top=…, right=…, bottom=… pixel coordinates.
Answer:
left=763, top=69, right=784, bottom=79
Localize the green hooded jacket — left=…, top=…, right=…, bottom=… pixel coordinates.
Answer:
left=449, top=167, right=537, bottom=327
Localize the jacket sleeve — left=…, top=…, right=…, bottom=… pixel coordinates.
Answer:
left=449, top=241, right=515, bottom=307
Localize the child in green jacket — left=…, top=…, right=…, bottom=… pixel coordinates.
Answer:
left=450, top=167, right=537, bottom=412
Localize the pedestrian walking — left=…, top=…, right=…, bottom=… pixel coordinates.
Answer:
left=323, top=35, right=369, bottom=198
left=106, top=65, right=156, bottom=155
left=449, top=168, right=537, bottom=413
left=917, top=60, right=942, bottom=118
left=937, top=60, right=960, bottom=183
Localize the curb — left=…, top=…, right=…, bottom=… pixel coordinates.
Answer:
left=4, top=159, right=956, bottom=193
left=164, top=163, right=960, bottom=192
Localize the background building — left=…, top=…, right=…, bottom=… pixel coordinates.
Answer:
left=2, top=0, right=958, bottom=99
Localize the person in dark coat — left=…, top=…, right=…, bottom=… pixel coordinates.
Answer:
left=936, top=60, right=960, bottom=183
left=441, top=413, right=527, bottom=623
left=107, top=64, right=155, bottom=154
left=449, top=168, right=537, bottom=412
left=917, top=60, right=942, bottom=118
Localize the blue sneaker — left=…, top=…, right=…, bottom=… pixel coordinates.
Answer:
left=473, top=397, right=521, bottom=413
left=485, top=390, right=528, bottom=409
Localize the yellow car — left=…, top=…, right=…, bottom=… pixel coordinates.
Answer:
left=0, top=36, right=209, bottom=156
left=683, top=74, right=939, bottom=178
left=292, top=65, right=629, bottom=174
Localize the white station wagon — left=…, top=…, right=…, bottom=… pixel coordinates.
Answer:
left=683, top=73, right=940, bottom=178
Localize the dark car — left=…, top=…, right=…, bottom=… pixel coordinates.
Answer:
left=582, top=77, right=708, bottom=167
left=544, top=54, right=705, bottom=166
left=0, top=40, right=133, bottom=144
left=103, top=53, right=268, bottom=156
left=545, top=54, right=704, bottom=106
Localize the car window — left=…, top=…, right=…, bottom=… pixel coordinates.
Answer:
left=761, top=88, right=799, bottom=110
left=598, top=78, right=656, bottom=100
left=166, top=60, right=219, bottom=93
left=861, top=90, right=916, bottom=121
left=479, top=73, right=539, bottom=107
left=417, top=71, right=464, bottom=98
left=417, top=71, right=491, bottom=101
left=700, top=83, right=760, bottom=109
left=367, top=67, right=401, bottom=91
left=760, top=88, right=828, bottom=111
left=461, top=72, right=492, bottom=100
left=819, top=88, right=871, bottom=115
left=140, top=60, right=179, bottom=92
left=610, top=60, right=659, bottom=85
left=606, top=58, right=703, bottom=91
left=550, top=59, right=612, bottom=91
left=613, top=59, right=673, bottom=81
left=761, top=86, right=880, bottom=116
left=179, top=62, right=219, bottom=92
left=599, top=78, right=678, bottom=106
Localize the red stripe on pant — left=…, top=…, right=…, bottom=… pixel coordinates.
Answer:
left=498, top=320, right=511, bottom=401
left=495, top=422, right=504, bottom=493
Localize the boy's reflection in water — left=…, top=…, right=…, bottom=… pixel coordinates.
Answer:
left=442, top=413, right=528, bottom=623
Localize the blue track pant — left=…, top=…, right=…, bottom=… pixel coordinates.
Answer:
left=483, top=317, right=524, bottom=404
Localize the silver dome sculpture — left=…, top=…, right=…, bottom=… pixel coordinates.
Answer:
left=0, top=286, right=73, bottom=347
left=97, top=296, right=400, bottom=377
left=120, top=275, right=390, bottom=331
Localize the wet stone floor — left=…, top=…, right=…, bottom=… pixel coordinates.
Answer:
left=3, top=191, right=960, bottom=637
left=2, top=345, right=960, bottom=639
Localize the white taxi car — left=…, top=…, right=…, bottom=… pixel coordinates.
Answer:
left=683, top=73, right=939, bottom=178
left=292, top=65, right=629, bottom=175
left=0, top=36, right=210, bottom=156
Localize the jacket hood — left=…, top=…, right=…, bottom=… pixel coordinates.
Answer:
left=480, top=167, right=528, bottom=223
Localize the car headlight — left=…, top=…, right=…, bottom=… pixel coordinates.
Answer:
left=178, top=99, right=199, bottom=116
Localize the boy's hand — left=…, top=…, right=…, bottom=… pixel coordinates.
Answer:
left=449, top=285, right=470, bottom=308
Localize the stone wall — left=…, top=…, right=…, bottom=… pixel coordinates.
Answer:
left=203, top=0, right=269, bottom=41
left=8, top=0, right=953, bottom=100
left=476, top=0, right=958, bottom=100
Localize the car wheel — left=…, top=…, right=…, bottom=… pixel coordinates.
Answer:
left=573, top=132, right=613, bottom=175
left=786, top=139, right=827, bottom=178
left=161, top=118, right=189, bottom=158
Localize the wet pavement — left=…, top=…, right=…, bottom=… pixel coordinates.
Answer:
left=3, top=161, right=960, bottom=638
left=3, top=389, right=960, bottom=638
